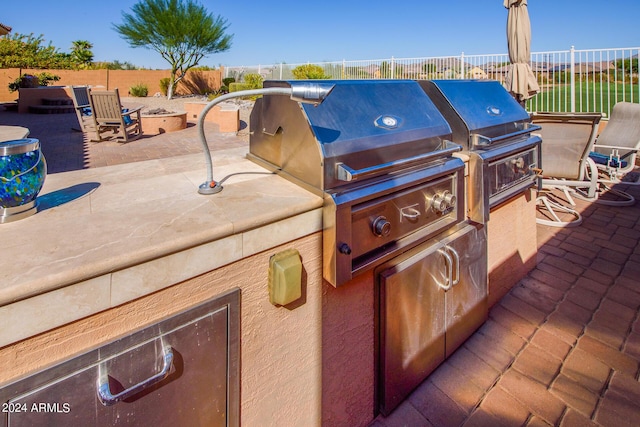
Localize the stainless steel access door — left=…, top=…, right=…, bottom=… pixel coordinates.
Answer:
left=377, top=223, right=487, bottom=415
left=1, top=289, right=240, bottom=427
left=441, top=223, right=488, bottom=356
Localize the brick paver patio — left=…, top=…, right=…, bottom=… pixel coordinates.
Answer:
left=2, top=107, right=639, bottom=426
left=372, top=190, right=640, bottom=426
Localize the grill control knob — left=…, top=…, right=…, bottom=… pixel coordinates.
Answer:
left=338, top=243, right=352, bottom=255
left=443, top=192, right=457, bottom=208
left=372, top=216, right=391, bottom=237
left=430, top=191, right=456, bottom=213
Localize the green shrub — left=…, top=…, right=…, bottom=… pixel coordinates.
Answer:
left=229, top=79, right=263, bottom=100
left=243, top=73, right=264, bottom=89
left=129, top=83, right=148, bottom=97
left=222, top=77, right=235, bottom=87
left=292, top=64, right=330, bottom=79
left=229, top=82, right=253, bottom=92
left=159, top=78, right=170, bottom=96
left=8, top=72, right=60, bottom=92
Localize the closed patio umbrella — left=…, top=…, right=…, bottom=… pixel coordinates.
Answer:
left=504, top=0, right=540, bottom=103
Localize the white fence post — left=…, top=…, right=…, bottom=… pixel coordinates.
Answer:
left=391, top=56, right=395, bottom=79
left=570, top=46, right=576, bottom=112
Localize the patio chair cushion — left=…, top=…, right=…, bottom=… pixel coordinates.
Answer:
left=588, top=151, right=628, bottom=168
left=122, top=108, right=133, bottom=125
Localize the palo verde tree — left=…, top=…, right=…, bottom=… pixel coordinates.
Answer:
left=113, top=0, right=233, bottom=99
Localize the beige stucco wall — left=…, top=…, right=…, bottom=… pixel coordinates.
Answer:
left=322, top=271, right=375, bottom=427
left=0, top=68, right=223, bottom=103
left=487, top=190, right=538, bottom=307
left=0, top=232, right=323, bottom=426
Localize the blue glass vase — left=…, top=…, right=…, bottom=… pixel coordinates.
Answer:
left=0, top=138, right=47, bottom=223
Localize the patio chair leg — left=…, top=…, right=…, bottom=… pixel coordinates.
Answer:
left=568, top=157, right=600, bottom=203
left=536, top=195, right=583, bottom=228
left=594, top=183, right=636, bottom=206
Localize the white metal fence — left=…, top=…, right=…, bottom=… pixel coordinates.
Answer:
left=224, top=46, right=640, bottom=117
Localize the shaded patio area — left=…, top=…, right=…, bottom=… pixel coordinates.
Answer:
left=2, top=106, right=639, bottom=426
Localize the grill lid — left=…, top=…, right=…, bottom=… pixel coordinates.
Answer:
left=298, top=80, right=451, bottom=151
left=251, top=80, right=457, bottom=191
left=419, top=80, right=534, bottom=149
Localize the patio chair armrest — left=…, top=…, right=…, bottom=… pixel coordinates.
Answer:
left=593, top=144, right=639, bottom=153
left=121, top=106, right=143, bottom=116
left=531, top=111, right=603, bottom=124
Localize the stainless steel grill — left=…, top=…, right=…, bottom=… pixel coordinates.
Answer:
left=419, top=79, right=542, bottom=223
left=249, top=80, right=468, bottom=287
left=248, top=79, right=491, bottom=416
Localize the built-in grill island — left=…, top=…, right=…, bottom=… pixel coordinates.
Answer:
left=249, top=80, right=490, bottom=416
left=418, top=80, right=542, bottom=224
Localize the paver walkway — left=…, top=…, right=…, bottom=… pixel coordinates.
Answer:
left=3, top=107, right=639, bottom=426
left=0, top=106, right=246, bottom=173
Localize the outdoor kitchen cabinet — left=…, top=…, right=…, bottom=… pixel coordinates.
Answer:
left=376, top=223, right=488, bottom=415
left=0, top=289, right=240, bottom=427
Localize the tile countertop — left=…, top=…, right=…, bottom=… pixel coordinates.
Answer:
left=0, top=148, right=323, bottom=346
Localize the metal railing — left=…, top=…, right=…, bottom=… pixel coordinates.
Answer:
left=224, top=46, right=640, bottom=118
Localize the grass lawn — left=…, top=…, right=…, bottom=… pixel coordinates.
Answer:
left=527, top=82, right=639, bottom=116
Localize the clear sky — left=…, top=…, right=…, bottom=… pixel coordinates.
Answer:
left=3, top=0, right=639, bottom=69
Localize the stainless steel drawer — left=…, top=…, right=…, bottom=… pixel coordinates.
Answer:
left=1, top=288, right=240, bottom=427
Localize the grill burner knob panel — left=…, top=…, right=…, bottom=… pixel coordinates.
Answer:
left=346, top=167, right=463, bottom=264
left=372, top=216, right=392, bottom=237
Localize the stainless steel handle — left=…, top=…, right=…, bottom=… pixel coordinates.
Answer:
left=474, top=125, right=541, bottom=146
left=400, top=206, right=421, bottom=220
left=97, top=344, right=174, bottom=406
left=436, top=248, right=454, bottom=291
left=336, top=140, right=461, bottom=181
left=446, top=246, right=461, bottom=286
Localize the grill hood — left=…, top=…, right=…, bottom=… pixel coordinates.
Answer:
left=418, top=79, right=536, bottom=150
left=249, top=80, right=457, bottom=192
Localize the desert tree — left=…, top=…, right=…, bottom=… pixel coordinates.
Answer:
left=0, top=33, right=71, bottom=69
left=71, top=40, right=94, bottom=69
left=113, top=0, right=233, bottom=99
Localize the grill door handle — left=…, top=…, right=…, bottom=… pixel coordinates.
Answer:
left=446, top=246, right=461, bottom=287
left=475, top=125, right=541, bottom=146
left=97, top=344, right=174, bottom=406
left=336, top=140, right=461, bottom=181
left=436, top=248, right=454, bottom=291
